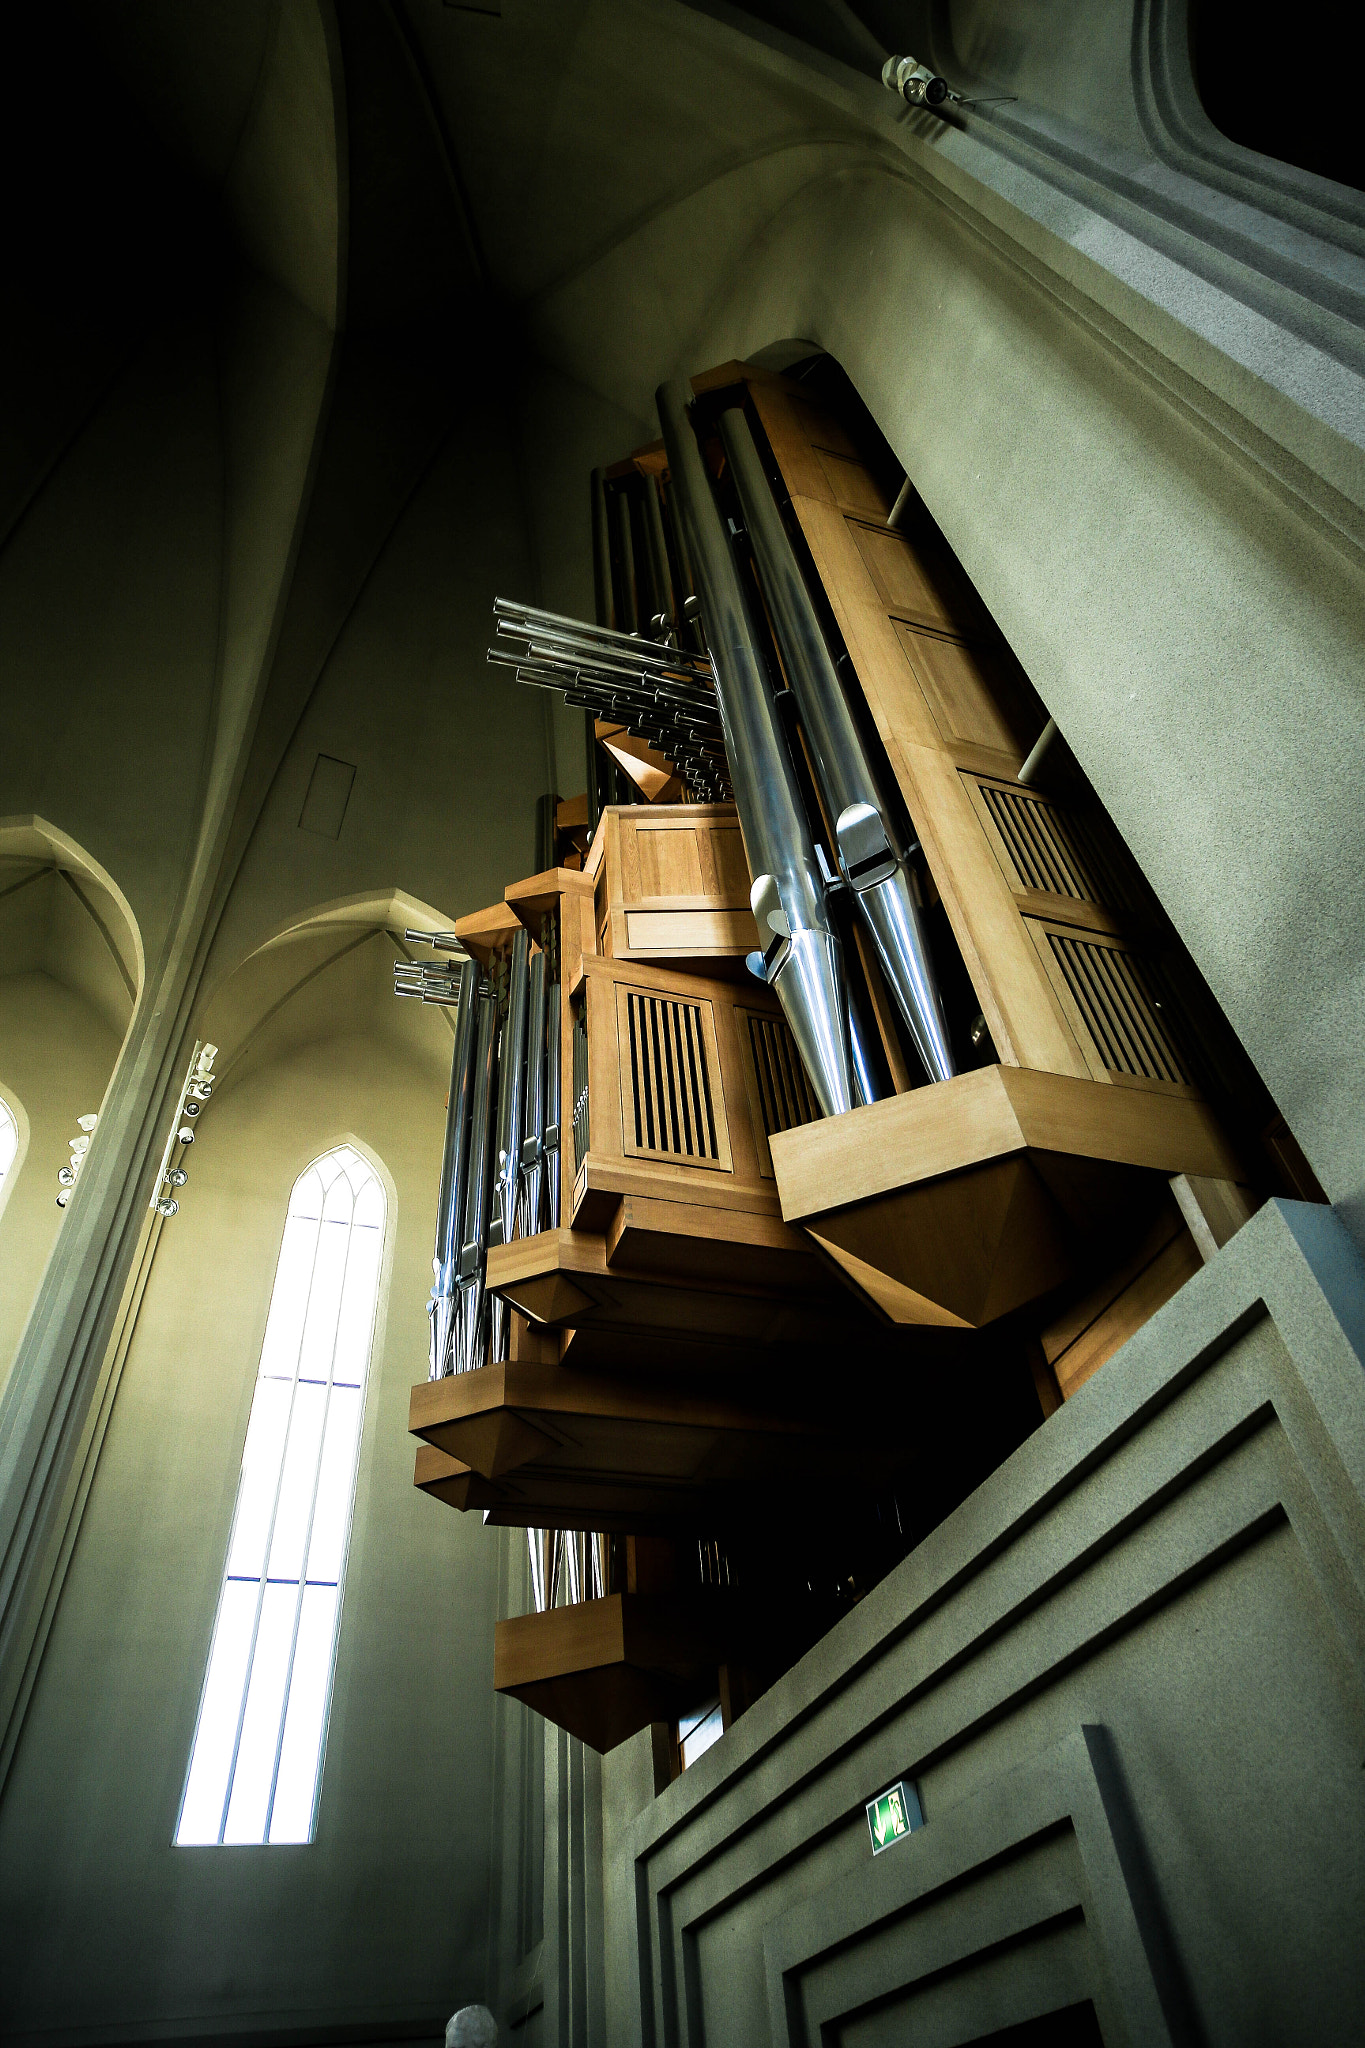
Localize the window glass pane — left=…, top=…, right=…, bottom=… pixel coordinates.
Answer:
left=269, top=1585, right=338, bottom=1843
left=258, top=1214, right=321, bottom=1378
left=223, top=1581, right=297, bottom=1843
left=179, top=1146, right=384, bottom=1848
left=266, top=1381, right=327, bottom=1583
left=289, top=1166, right=324, bottom=1220
left=307, top=1385, right=362, bottom=1584
left=176, top=1580, right=257, bottom=1845
left=297, top=1221, right=349, bottom=1382
left=226, top=1377, right=292, bottom=1579
left=333, top=1226, right=382, bottom=1385
left=322, top=1167, right=354, bottom=1224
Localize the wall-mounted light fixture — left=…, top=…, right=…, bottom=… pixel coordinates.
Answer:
left=55, top=1113, right=98, bottom=1208
left=881, top=53, right=1014, bottom=111
left=148, top=1041, right=217, bottom=1219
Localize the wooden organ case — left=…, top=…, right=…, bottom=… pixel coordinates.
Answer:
left=405, top=360, right=1311, bottom=1771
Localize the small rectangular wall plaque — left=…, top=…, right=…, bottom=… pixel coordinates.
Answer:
left=866, top=1779, right=923, bottom=1855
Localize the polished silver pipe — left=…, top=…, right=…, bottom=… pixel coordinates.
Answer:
left=544, top=979, right=561, bottom=1230
left=457, top=986, right=498, bottom=1375
left=519, top=948, right=547, bottom=1237
left=657, top=379, right=854, bottom=1115
left=429, top=959, right=479, bottom=1378
left=493, top=928, right=530, bottom=1249
left=718, top=404, right=957, bottom=1084
left=494, top=595, right=715, bottom=670
left=405, top=926, right=466, bottom=955
left=642, top=473, right=677, bottom=633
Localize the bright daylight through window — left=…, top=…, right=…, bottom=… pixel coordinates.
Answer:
left=0, top=1097, right=16, bottom=1194
left=176, top=1145, right=384, bottom=1846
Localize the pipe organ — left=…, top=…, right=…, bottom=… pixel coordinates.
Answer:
left=401, top=358, right=1300, bottom=1768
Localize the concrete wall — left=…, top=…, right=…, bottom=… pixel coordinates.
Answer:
left=599, top=1200, right=1365, bottom=2045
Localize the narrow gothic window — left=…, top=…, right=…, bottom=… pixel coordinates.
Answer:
left=176, top=1145, right=385, bottom=1846
left=0, top=1097, right=16, bottom=1195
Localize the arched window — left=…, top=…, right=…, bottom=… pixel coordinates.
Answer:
left=176, top=1145, right=385, bottom=1846
left=0, top=1097, right=16, bottom=1196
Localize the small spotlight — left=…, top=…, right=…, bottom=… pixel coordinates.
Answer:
left=168, top=1167, right=188, bottom=1187
left=178, top=1126, right=195, bottom=1145
left=156, top=1197, right=179, bottom=1217
left=56, top=1189, right=71, bottom=1208
left=183, top=1099, right=201, bottom=1119
left=58, top=1166, right=76, bottom=1187
left=882, top=53, right=951, bottom=107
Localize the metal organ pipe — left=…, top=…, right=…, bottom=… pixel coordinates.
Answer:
left=544, top=971, right=562, bottom=1229
left=717, top=405, right=957, bottom=1084
left=429, top=958, right=480, bottom=1379
left=519, top=947, right=548, bottom=1238
left=656, top=379, right=855, bottom=1118
left=458, top=985, right=498, bottom=1375
left=493, top=928, right=530, bottom=1250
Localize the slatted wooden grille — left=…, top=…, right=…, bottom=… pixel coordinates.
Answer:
left=745, top=1013, right=821, bottom=1139
left=1047, top=933, right=1193, bottom=1085
left=624, top=990, right=720, bottom=1161
left=980, top=783, right=1142, bottom=912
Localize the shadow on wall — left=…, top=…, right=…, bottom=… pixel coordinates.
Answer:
left=0, top=816, right=142, bottom=1391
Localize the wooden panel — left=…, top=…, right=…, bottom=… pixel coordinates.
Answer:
left=710, top=824, right=753, bottom=902
left=770, top=1064, right=1243, bottom=1225
left=615, top=983, right=734, bottom=1173
left=604, top=1193, right=819, bottom=1288
left=789, top=395, right=858, bottom=459
left=494, top=1594, right=734, bottom=1753
left=894, top=626, right=1025, bottom=761
left=744, top=375, right=1093, bottom=1080
left=964, top=778, right=1147, bottom=917
left=848, top=521, right=960, bottom=632
left=636, top=825, right=704, bottom=899
left=775, top=490, right=1088, bottom=1077
left=808, top=1156, right=1074, bottom=1327
left=816, top=449, right=891, bottom=519
left=624, top=910, right=758, bottom=953
left=1026, top=919, right=1200, bottom=1092
left=744, top=379, right=839, bottom=502
left=734, top=1004, right=822, bottom=1176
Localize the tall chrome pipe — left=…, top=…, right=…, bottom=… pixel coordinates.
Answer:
left=718, top=405, right=957, bottom=1084
left=544, top=977, right=562, bottom=1229
left=457, top=986, right=498, bottom=1374
left=493, top=928, right=530, bottom=1248
left=519, top=948, right=547, bottom=1237
left=429, top=959, right=480, bottom=1379
left=657, top=379, right=854, bottom=1117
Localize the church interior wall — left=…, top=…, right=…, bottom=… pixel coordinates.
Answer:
left=0, top=927, right=503, bottom=2045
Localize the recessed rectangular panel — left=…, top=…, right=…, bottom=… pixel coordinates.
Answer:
left=298, top=755, right=356, bottom=839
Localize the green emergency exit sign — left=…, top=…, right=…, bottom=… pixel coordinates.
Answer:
left=865, top=1779, right=923, bottom=1855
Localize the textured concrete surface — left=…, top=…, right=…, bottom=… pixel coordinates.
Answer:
left=603, top=1200, right=1365, bottom=2044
